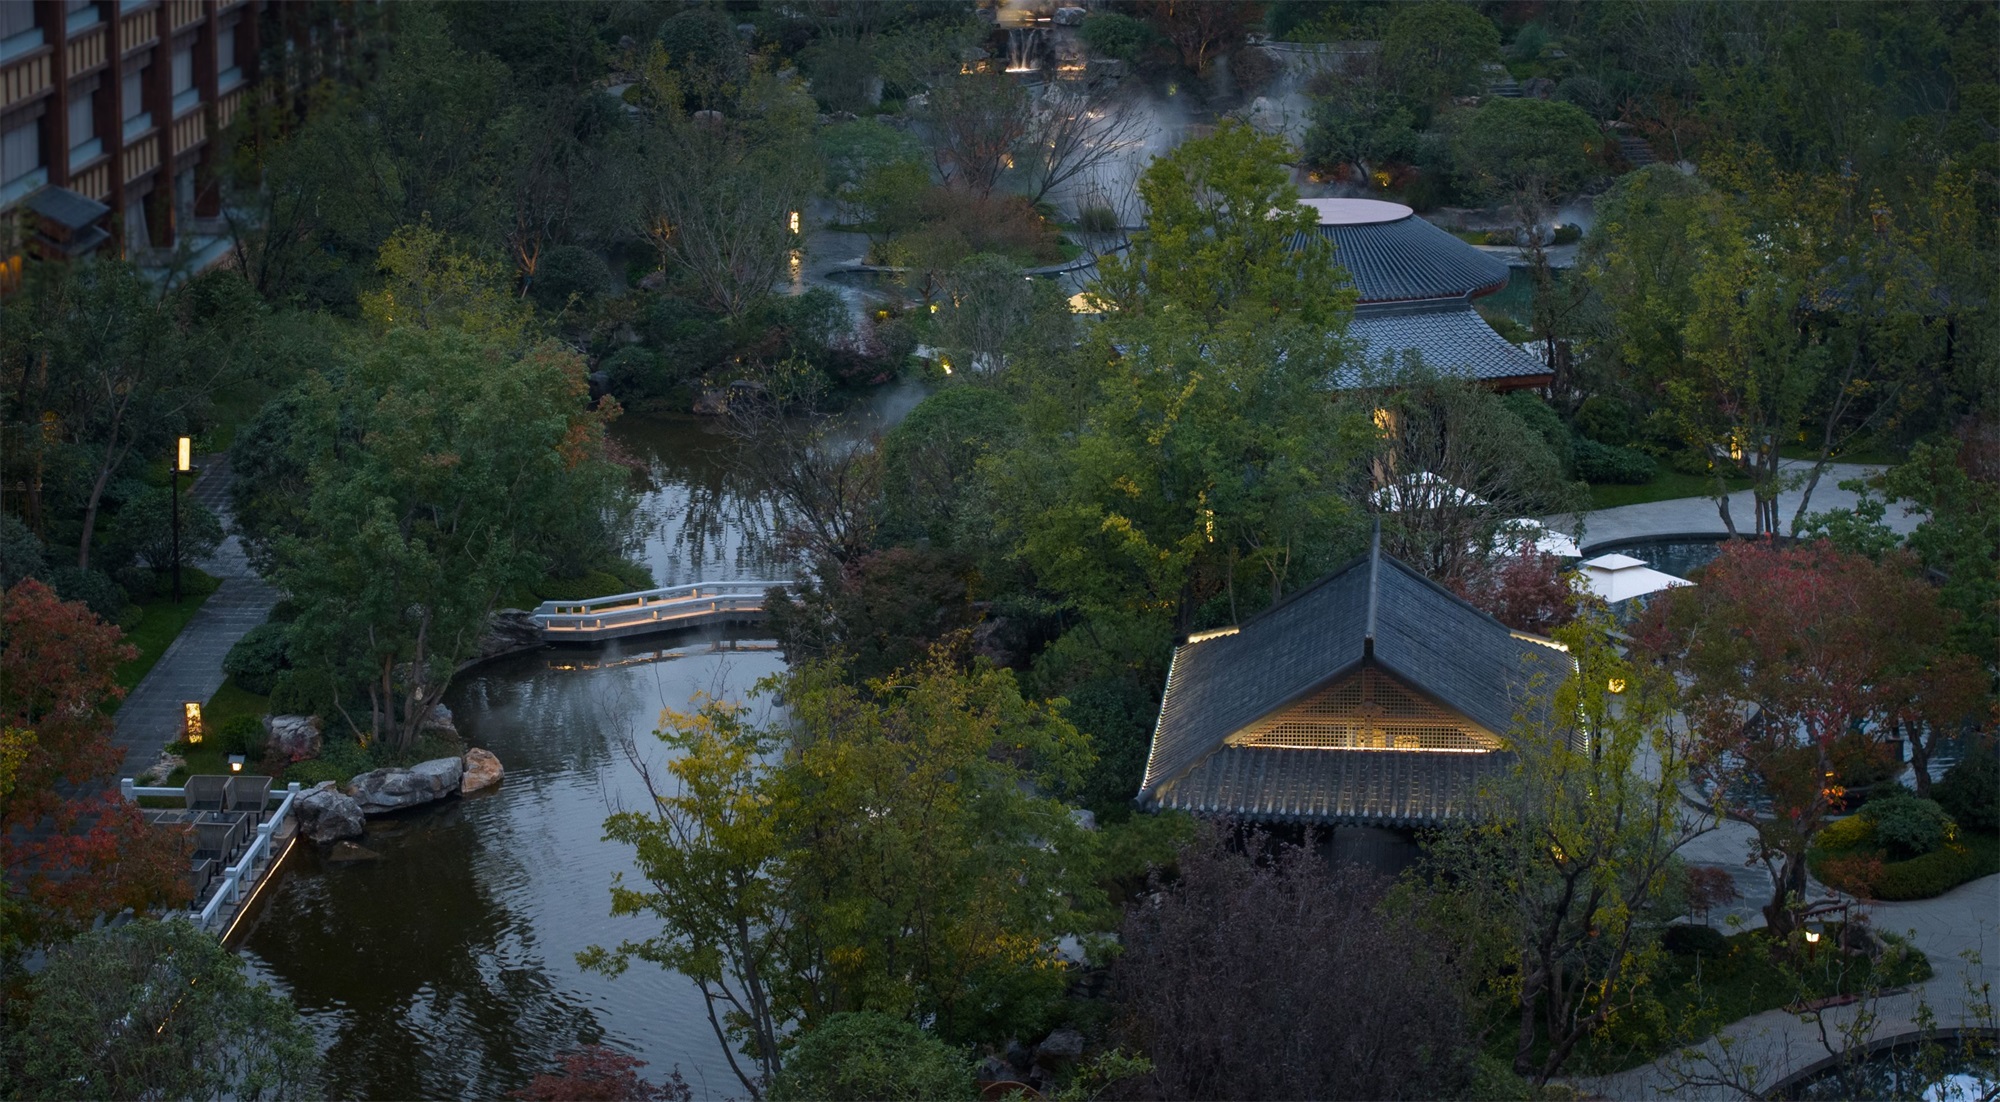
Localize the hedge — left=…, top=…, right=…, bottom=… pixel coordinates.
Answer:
left=1572, top=437, right=1657, bottom=484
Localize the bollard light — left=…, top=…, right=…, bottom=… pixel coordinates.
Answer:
left=787, top=211, right=800, bottom=234
left=184, top=702, right=204, bottom=744
left=227, top=755, right=245, bottom=773
left=1804, top=930, right=1820, bottom=944
left=176, top=436, right=192, bottom=472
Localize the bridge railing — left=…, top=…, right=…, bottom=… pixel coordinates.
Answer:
left=119, top=779, right=303, bottom=932
left=532, top=580, right=788, bottom=635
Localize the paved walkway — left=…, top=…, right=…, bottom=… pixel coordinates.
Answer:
left=1558, top=470, right=1991, bottom=1097
left=112, top=455, right=279, bottom=779
left=1556, top=460, right=1920, bottom=552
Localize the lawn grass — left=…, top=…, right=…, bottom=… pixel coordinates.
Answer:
left=1588, top=469, right=1750, bottom=510
left=114, top=567, right=221, bottom=692
left=204, top=677, right=270, bottom=732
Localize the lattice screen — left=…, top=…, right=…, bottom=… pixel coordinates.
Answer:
left=1232, top=667, right=1500, bottom=752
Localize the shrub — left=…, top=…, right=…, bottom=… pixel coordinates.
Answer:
left=1818, top=852, right=1886, bottom=898
left=766, top=1013, right=974, bottom=1102
left=1079, top=12, right=1159, bottom=64
left=1933, top=748, right=1999, bottom=833
left=114, top=565, right=159, bottom=603
left=1500, top=391, right=1573, bottom=471
left=532, top=246, right=612, bottom=312
left=48, top=565, right=125, bottom=622
left=1550, top=222, right=1582, bottom=245
left=267, top=668, right=337, bottom=718
left=1873, top=843, right=1995, bottom=901
left=1817, top=814, right=1876, bottom=850
left=223, top=622, right=292, bottom=697
left=0, top=512, right=46, bottom=589
left=1864, top=795, right=1956, bottom=859
left=1077, top=204, right=1119, bottom=234
left=284, top=759, right=346, bottom=787
left=1572, top=437, right=1657, bottom=484
left=217, top=714, right=266, bottom=757
left=1662, top=923, right=1728, bottom=957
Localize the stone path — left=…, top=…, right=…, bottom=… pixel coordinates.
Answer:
left=1557, top=460, right=1921, bottom=552
left=112, top=455, right=279, bottom=779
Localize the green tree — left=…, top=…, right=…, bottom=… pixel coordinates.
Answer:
left=1427, top=607, right=1705, bottom=1082
left=1379, top=2, right=1500, bottom=112
left=584, top=648, right=1097, bottom=1098
left=1448, top=97, right=1602, bottom=211
left=3, top=918, right=319, bottom=1100
left=274, top=322, right=623, bottom=751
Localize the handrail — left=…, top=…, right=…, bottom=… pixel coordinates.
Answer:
left=532, top=580, right=786, bottom=618
left=121, top=778, right=302, bottom=931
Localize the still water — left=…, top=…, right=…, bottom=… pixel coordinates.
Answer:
left=235, top=398, right=922, bottom=1100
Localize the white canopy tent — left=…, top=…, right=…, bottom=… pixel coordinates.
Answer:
left=1575, top=553, right=1695, bottom=604
left=1372, top=471, right=1488, bottom=512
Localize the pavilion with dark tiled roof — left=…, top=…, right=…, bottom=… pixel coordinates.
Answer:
left=1288, top=198, right=1551, bottom=392
left=1137, top=531, right=1572, bottom=828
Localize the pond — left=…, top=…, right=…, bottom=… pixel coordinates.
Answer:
left=1583, top=535, right=1727, bottom=580
left=234, top=394, right=924, bottom=1100
left=1770, top=1032, right=2000, bottom=1100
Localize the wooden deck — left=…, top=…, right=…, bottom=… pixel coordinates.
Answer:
left=532, top=581, right=784, bottom=643
left=121, top=778, right=304, bottom=941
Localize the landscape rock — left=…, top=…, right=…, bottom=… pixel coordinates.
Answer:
left=295, top=781, right=366, bottom=842
left=346, top=757, right=465, bottom=815
left=461, top=748, right=504, bottom=794
left=264, top=714, right=323, bottom=760
left=139, top=752, right=185, bottom=786
left=1036, top=1027, right=1086, bottom=1063
left=481, top=609, right=543, bottom=660
left=421, top=704, right=458, bottom=736
left=325, top=841, right=382, bottom=862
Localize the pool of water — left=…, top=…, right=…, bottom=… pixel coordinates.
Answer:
left=1582, top=535, right=1727, bottom=579
left=1772, top=1033, right=2000, bottom=1100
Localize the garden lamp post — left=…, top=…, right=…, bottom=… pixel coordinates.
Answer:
left=172, top=436, right=191, bottom=603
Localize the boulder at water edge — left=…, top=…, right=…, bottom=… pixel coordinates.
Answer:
left=461, top=748, right=504, bottom=794
left=296, top=781, right=366, bottom=843
left=264, top=714, right=322, bottom=760
left=345, top=757, right=465, bottom=815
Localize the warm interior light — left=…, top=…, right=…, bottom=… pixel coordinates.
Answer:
left=176, top=436, right=192, bottom=472
left=1607, top=678, right=1626, bottom=694
left=184, top=701, right=203, bottom=744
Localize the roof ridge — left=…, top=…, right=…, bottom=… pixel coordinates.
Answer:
left=1364, top=522, right=1381, bottom=657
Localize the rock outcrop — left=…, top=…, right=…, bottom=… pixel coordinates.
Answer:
left=479, top=609, right=543, bottom=661
left=345, top=757, right=465, bottom=815
left=461, top=748, right=504, bottom=794
left=139, top=752, right=185, bottom=786
left=421, top=704, right=458, bottom=737
left=264, top=715, right=322, bottom=760
left=295, top=781, right=366, bottom=843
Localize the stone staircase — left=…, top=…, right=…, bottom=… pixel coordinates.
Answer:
left=1618, top=135, right=1659, bottom=168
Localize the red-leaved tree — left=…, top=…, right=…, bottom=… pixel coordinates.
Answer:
left=1, top=580, right=186, bottom=958
left=1635, top=540, right=1983, bottom=934
left=1449, top=545, right=1579, bottom=636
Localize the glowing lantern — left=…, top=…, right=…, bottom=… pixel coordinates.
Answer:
left=184, top=702, right=204, bottom=744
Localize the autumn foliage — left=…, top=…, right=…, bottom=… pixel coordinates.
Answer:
left=508, top=1047, right=690, bottom=1102
left=1635, top=539, right=1987, bottom=933
left=1, top=580, right=187, bottom=953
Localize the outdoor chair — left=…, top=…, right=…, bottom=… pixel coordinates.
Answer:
left=226, top=776, right=272, bottom=823
left=187, top=858, right=216, bottom=905
left=193, top=819, right=242, bottom=865
left=183, top=775, right=230, bottom=812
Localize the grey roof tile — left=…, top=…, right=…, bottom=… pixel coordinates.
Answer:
left=1139, top=537, right=1569, bottom=825
left=1340, top=304, right=1548, bottom=387
left=1289, top=214, right=1512, bottom=304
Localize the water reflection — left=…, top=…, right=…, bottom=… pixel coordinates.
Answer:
left=238, top=631, right=789, bottom=1100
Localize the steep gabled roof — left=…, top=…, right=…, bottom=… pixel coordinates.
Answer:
left=1138, top=534, right=1570, bottom=823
